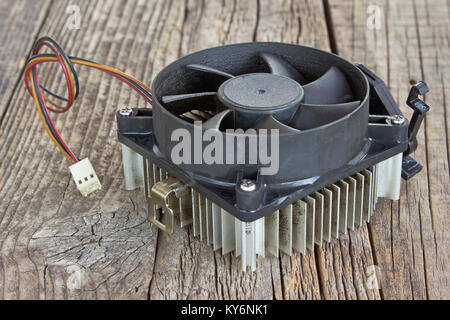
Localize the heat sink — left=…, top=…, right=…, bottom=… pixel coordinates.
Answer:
left=117, top=42, right=428, bottom=272
left=135, top=156, right=394, bottom=272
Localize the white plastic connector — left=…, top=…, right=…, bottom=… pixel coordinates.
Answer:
left=69, top=158, right=102, bottom=197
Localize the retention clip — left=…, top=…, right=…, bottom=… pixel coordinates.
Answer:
left=402, top=81, right=430, bottom=180
left=146, top=177, right=187, bottom=235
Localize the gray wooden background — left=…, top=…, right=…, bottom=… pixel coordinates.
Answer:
left=0, top=0, right=448, bottom=299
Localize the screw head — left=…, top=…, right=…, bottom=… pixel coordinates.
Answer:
left=240, top=179, right=256, bottom=192
left=391, top=115, right=405, bottom=125
left=119, top=107, right=133, bottom=116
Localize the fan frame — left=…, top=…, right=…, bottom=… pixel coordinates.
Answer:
left=152, top=42, right=369, bottom=185
left=117, top=43, right=409, bottom=222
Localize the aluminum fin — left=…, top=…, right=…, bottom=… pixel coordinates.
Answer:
left=293, top=200, right=307, bottom=254
left=205, top=198, right=213, bottom=245
left=322, top=188, right=333, bottom=243
left=330, top=184, right=341, bottom=239
left=312, top=192, right=324, bottom=246
left=212, top=203, right=222, bottom=251
left=371, top=166, right=378, bottom=210
left=362, top=169, right=373, bottom=223
left=354, top=173, right=365, bottom=227
left=255, top=218, right=265, bottom=258
left=305, top=196, right=316, bottom=251
left=192, top=190, right=200, bottom=237
left=265, top=211, right=279, bottom=257
left=235, top=220, right=258, bottom=271
left=279, top=205, right=293, bottom=256
left=345, top=177, right=357, bottom=231
left=198, top=194, right=207, bottom=242
left=221, top=209, right=235, bottom=255
left=235, top=219, right=242, bottom=257
left=179, top=187, right=193, bottom=228
left=338, top=180, right=349, bottom=234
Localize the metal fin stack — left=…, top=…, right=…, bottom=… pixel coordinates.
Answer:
left=143, top=157, right=381, bottom=271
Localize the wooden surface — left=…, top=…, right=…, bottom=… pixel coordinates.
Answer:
left=0, top=0, right=447, bottom=300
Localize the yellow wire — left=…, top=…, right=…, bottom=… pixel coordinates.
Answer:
left=28, top=72, right=75, bottom=164
left=71, top=58, right=152, bottom=94
left=28, top=56, right=152, bottom=95
left=25, top=54, right=152, bottom=164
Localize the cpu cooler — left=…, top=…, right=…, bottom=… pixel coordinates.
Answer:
left=117, top=43, right=429, bottom=271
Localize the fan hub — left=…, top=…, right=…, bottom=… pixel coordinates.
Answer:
left=217, top=73, right=303, bottom=112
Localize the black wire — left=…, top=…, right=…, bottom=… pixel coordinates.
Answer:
left=28, top=53, right=153, bottom=103
left=31, top=37, right=80, bottom=100
left=40, top=85, right=68, bottom=102
left=31, top=67, right=76, bottom=160
left=73, top=56, right=153, bottom=100
left=27, top=36, right=152, bottom=163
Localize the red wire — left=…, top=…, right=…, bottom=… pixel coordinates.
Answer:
left=33, top=68, right=79, bottom=162
left=25, top=40, right=153, bottom=164
left=98, top=69, right=153, bottom=105
left=25, top=58, right=152, bottom=106
left=25, top=41, right=78, bottom=162
left=35, top=42, right=74, bottom=112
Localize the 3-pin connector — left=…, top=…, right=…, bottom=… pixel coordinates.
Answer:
left=69, top=158, right=102, bottom=197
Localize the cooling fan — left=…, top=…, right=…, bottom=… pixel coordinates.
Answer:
left=116, top=42, right=430, bottom=271
left=162, top=55, right=360, bottom=132
left=23, top=38, right=428, bottom=272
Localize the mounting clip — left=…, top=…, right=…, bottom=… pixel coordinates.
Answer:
left=402, top=81, right=430, bottom=180
left=143, top=159, right=190, bottom=235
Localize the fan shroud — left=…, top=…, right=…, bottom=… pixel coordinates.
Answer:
left=117, top=42, right=412, bottom=223
left=115, top=42, right=430, bottom=271
left=151, top=42, right=369, bottom=185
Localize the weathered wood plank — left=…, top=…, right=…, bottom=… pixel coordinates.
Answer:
left=0, top=0, right=378, bottom=300
left=254, top=0, right=325, bottom=300
left=148, top=0, right=285, bottom=300
left=329, top=0, right=449, bottom=299
left=0, top=0, right=170, bottom=299
left=0, top=0, right=52, bottom=120
left=148, top=0, right=378, bottom=300
left=413, top=0, right=449, bottom=300
left=1, top=0, right=447, bottom=300
left=265, top=0, right=380, bottom=300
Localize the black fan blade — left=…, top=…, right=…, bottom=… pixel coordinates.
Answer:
left=162, top=92, right=217, bottom=114
left=259, top=52, right=306, bottom=84
left=254, top=115, right=300, bottom=134
left=303, top=66, right=355, bottom=104
left=203, top=110, right=233, bottom=130
left=187, top=64, right=235, bottom=79
left=162, top=92, right=216, bottom=104
left=290, top=101, right=360, bottom=130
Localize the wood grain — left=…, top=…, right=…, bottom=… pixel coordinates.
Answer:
left=329, top=0, right=449, bottom=299
left=0, top=0, right=165, bottom=299
left=0, top=0, right=447, bottom=300
left=259, top=0, right=379, bottom=300
left=0, top=0, right=51, bottom=119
